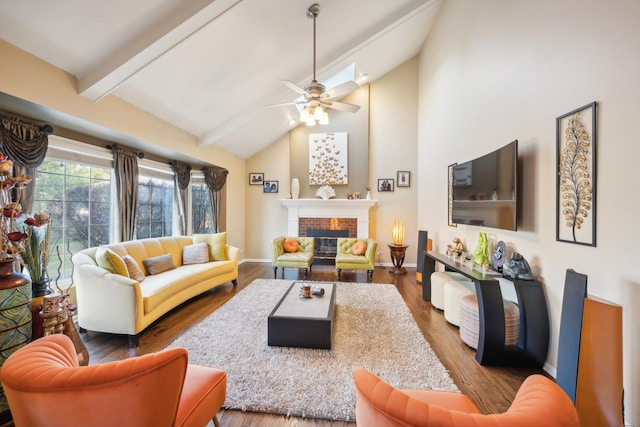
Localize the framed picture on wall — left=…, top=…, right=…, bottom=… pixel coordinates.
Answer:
left=397, top=171, right=410, bottom=187
left=249, top=173, right=264, bottom=185
left=378, top=179, right=394, bottom=192
left=263, top=180, right=279, bottom=193
left=556, top=101, right=597, bottom=246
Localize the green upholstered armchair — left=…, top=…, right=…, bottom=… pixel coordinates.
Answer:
left=271, top=237, right=314, bottom=279
left=335, top=238, right=377, bottom=282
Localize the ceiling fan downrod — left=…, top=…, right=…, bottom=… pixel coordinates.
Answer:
left=307, top=3, right=320, bottom=84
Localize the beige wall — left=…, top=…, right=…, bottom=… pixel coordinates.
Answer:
left=370, top=57, right=419, bottom=265
left=0, top=40, right=246, bottom=252
left=289, top=85, right=370, bottom=200
left=245, top=58, right=420, bottom=265
left=418, top=1, right=639, bottom=424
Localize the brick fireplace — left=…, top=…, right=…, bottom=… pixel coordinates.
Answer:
left=280, top=199, right=377, bottom=238
left=298, top=218, right=357, bottom=237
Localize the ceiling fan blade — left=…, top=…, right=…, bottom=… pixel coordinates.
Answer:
left=265, top=100, right=307, bottom=108
left=281, top=80, right=310, bottom=97
left=323, top=80, right=360, bottom=100
left=322, top=100, right=360, bottom=113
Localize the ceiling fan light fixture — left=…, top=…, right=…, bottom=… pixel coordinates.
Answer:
left=313, top=106, right=325, bottom=121
left=319, top=110, right=329, bottom=125
left=300, top=106, right=311, bottom=122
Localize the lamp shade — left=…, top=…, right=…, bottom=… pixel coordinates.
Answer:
left=392, top=220, right=405, bottom=245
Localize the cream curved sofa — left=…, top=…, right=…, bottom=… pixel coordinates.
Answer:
left=71, top=236, right=239, bottom=347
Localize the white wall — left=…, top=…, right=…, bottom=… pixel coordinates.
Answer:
left=417, top=1, right=640, bottom=424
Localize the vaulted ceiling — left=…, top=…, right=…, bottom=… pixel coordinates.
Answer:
left=0, top=0, right=441, bottom=159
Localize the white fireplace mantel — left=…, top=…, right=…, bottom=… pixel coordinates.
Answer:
left=280, top=199, right=377, bottom=238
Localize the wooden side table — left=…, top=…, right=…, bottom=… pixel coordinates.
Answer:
left=387, top=244, right=409, bottom=275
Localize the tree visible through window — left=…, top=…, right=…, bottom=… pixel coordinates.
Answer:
left=33, top=159, right=111, bottom=280
left=192, top=182, right=213, bottom=234
left=136, top=176, right=173, bottom=239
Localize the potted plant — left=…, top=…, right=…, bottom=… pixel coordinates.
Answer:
left=18, top=213, right=52, bottom=297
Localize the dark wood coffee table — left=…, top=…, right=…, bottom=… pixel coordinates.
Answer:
left=268, top=282, right=336, bottom=349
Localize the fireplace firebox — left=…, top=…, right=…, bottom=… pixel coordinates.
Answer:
left=306, top=229, right=349, bottom=265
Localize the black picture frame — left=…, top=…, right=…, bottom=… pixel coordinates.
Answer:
left=263, top=180, right=279, bottom=193
left=556, top=102, right=597, bottom=246
left=397, top=171, right=410, bottom=187
left=378, top=179, right=394, bottom=192
left=448, top=163, right=457, bottom=227
left=249, top=173, right=264, bottom=185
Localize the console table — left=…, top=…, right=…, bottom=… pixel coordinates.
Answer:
left=422, top=251, right=549, bottom=368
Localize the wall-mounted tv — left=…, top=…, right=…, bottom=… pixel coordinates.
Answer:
left=452, top=140, right=518, bottom=231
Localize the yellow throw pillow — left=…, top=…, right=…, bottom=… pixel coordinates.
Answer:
left=193, top=232, right=227, bottom=261
left=95, top=247, right=129, bottom=277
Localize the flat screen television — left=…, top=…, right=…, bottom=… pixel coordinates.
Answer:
left=451, top=140, right=518, bottom=231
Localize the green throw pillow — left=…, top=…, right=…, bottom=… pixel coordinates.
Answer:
left=193, top=232, right=227, bottom=261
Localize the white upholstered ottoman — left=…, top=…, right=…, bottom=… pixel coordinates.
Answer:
left=430, top=272, right=471, bottom=310
left=443, top=280, right=476, bottom=326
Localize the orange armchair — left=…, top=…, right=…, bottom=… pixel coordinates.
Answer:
left=0, top=334, right=226, bottom=427
left=353, top=369, right=579, bottom=427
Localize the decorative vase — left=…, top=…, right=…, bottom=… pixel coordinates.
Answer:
left=0, top=259, right=30, bottom=291
left=0, top=259, right=32, bottom=400
left=31, top=279, right=51, bottom=298
left=291, top=178, right=300, bottom=199
left=366, top=190, right=371, bottom=200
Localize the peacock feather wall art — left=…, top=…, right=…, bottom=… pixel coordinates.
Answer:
left=556, top=102, right=597, bottom=246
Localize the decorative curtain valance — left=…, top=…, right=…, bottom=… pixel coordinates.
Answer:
left=202, top=167, right=228, bottom=192
left=110, top=144, right=143, bottom=242
left=0, top=116, right=53, bottom=168
left=0, top=115, right=53, bottom=214
left=170, top=161, right=192, bottom=235
left=202, top=167, right=228, bottom=233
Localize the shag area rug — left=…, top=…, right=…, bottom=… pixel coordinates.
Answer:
left=167, top=279, right=458, bottom=421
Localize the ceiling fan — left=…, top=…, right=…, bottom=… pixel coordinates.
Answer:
left=268, top=3, right=360, bottom=125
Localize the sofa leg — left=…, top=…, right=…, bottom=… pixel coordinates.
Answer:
left=337, top=269, right=342, bottom=281
left=79, top=327, right=87, bottom=333
left=368, top=270, right=373, bottom=282
left=232, top=279, right=238, bottom=287
left=128, top=334, right=140, bottom=348
left=303, top=268, right=308, bottom=280
left=273, top=267, right=278, bottom=279
left=281, top=268, right=285, bottom=279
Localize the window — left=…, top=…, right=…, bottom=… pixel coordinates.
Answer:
left=191, top=180, right=213, bottom=234
left=33, top=158, right=112, bottom=280
left=135, top=175, right=174, bottom=239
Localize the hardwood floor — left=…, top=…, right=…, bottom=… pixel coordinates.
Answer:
left=82, top=262, right=545, bottom=426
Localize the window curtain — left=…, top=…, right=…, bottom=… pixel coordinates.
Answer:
left=169, top=160, right=191, bottom=235
left=0, top=115, right=53, bottom=214
left=202, top=167, right=228, bottom=233
left=110, top=144, right=143, bottom=242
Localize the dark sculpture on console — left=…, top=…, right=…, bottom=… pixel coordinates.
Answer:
left=502, top=252, right=533, bottom=281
